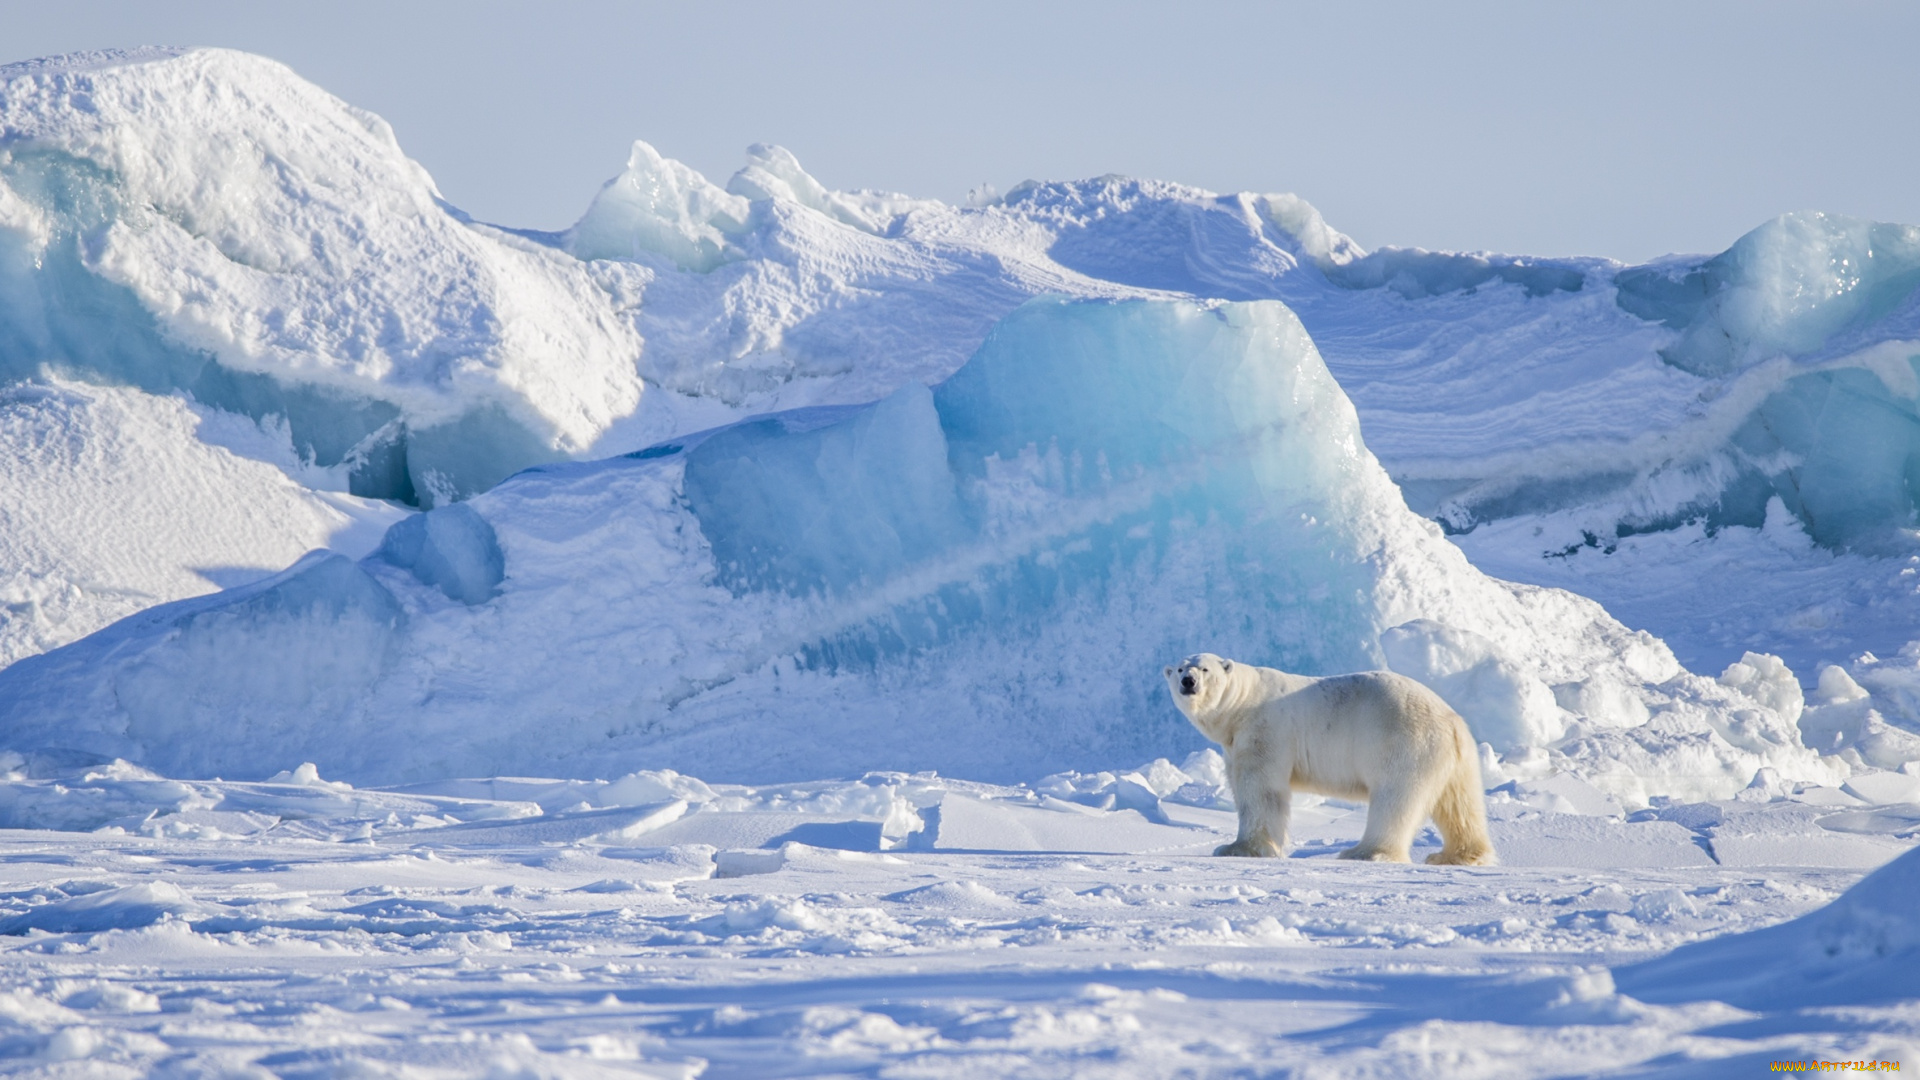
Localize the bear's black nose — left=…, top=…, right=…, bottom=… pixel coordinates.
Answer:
left=1180, top=675, right=1195, bottom=692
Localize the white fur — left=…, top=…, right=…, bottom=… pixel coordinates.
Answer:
left=1164, top=653, right=1496, bottom=865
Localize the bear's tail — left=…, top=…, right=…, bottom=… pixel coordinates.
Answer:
left=1427, top=732, right=1497, bottom=867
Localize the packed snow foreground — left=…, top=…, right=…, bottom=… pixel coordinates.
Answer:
left=0, top=46, right=1916, bottom=1075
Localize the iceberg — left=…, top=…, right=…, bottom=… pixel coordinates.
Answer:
left=0, top=297, right=1828, bottom=801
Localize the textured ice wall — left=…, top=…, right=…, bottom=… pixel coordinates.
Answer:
left=0, top=48, right=646, bottom=506
left=0, top=299, right=1829, bottom=800
left=6, top=44, right=1917, bottom=548
left=1375, top=212, right=1920, bottom=552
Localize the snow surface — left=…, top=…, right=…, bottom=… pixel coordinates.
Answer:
left=0, top=45, right=1918, bottom=1077
left=0, top=754, right=1909, bottom=1076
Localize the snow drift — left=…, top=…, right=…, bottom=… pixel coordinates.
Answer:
left=0, top=376, right=404, bottom=668
left=0, top=297, right=1831, bottom=800
left=1616, top=843, right=1920, bottom=1008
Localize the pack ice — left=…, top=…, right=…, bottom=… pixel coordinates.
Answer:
left=0, top=47, right=1915, bottom=802
left=1, top=45, right=1920, bottom=1079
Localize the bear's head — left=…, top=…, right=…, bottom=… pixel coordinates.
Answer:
left=1163, top=653, right=1236, bottom=719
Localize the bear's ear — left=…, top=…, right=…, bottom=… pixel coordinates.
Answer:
left=1163, top=665, right=1173, bottom=677
left=1222, top=659, right=1233, bottom=671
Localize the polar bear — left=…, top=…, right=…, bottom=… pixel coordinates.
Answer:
left=1164, top=653, right=1496, bottom=865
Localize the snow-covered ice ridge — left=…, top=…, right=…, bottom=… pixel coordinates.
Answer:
left=0, top=292, right=1869, bottom=804
left=2, top=46, right=1919, bottom=803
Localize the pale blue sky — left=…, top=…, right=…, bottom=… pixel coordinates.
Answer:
left=5, top=1, right=1917, bottom=262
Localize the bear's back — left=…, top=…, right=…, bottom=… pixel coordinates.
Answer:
left=1258, top=668, right=1460, bottom=738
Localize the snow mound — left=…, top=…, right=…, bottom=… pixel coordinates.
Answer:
left=0, top=47, right=646, bottom=506
left=0, top=298, right=1835, bottom=799
left=0, top=881, right=207, bottom=935
left=1800, top=662, right=1920, bottom=770
left=1615, top=843, right=1920, bottom=1008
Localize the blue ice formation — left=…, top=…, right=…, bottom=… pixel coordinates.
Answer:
left=1013, top=185, right=1920, bottom=553
left=1606, top=214, right=1920, bottom=550
left=0, top=551, right=408, bottom=774
left=1606, top=213, right=1920, bottom=547
left=684, top=389, right=965, bottom=597
left=1428, top=349, right=1920, bottom=552
left=377, top=503, right=505, bottom=605
left=1321, top=248, right=1587, bottom=299
left=680, top=297, right=1394, bottom=683
left=1718, top=365, right=1920, bottom=548
left=0, top=297, right=1515, bottom=783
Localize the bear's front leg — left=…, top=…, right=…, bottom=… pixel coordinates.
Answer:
left=1217, top=761, right=1290, bottom=858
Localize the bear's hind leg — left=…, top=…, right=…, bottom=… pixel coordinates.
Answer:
left=1338, top=780, right=1428, bottom=863
left=1424, top=761, right=1498, bottom=866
